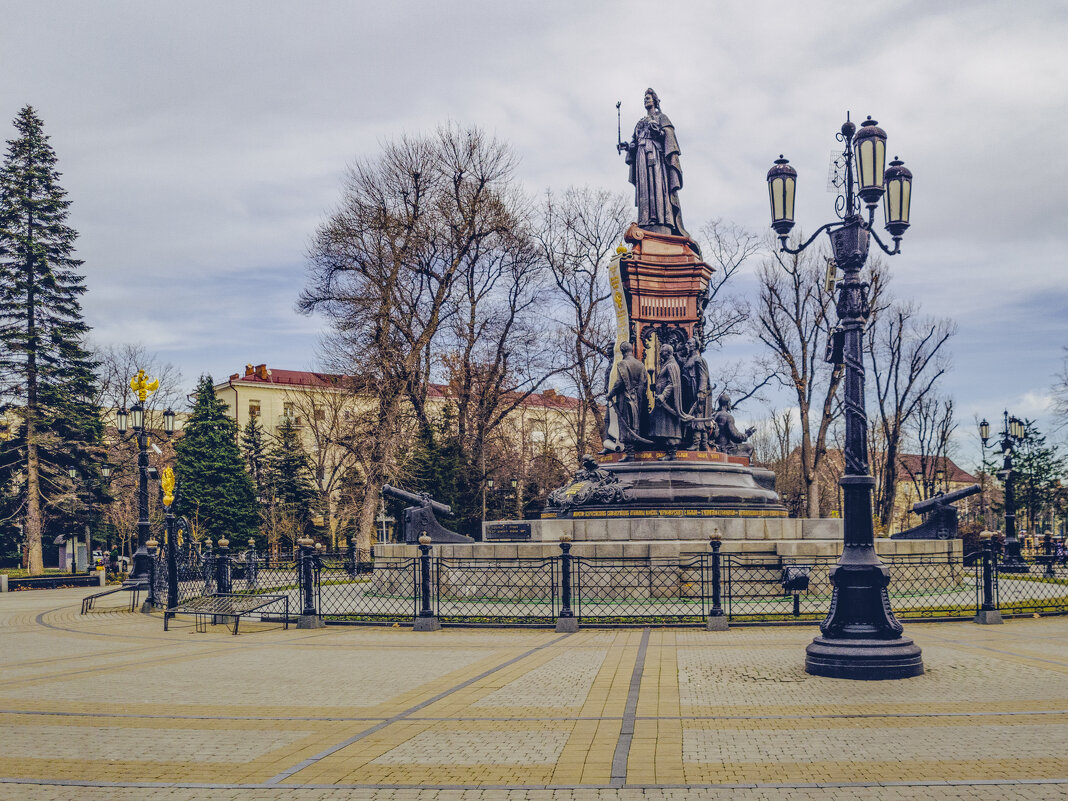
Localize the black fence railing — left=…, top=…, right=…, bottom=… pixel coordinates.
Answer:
left=144, top=539, right=1068, bottom=628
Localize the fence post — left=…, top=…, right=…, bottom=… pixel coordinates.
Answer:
left=166, top=513, right=178, bottom=614
left=142, top=537, right=159, bottom=613
left=556, top=533, right=578, bottom=633
left=246, top=538, right=258, bottom=589
left=974, top=532, right=1003, bottom=624
left=216, top=538, right=232, bottom=595
left=297, top=536, right=325, bottom=629
left=413, top=533, right=441, bottom=631
left=347, top=539, right=357, bottom=577
left=706, top=531, right=728, bottom=631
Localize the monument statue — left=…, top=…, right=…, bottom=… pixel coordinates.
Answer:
left=681, top=337, right=714, bottom=452
left=711, top=392, right=757, bottom=458
left=541, top=88, right=785, bottom=518
left=650, top=344, right=687, bottom=460
left=606, top=341, right=652, bottom=461
left=618, top=88, right=691, bottom=240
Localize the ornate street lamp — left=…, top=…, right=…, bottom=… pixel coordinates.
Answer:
left=116, top=370, right=172, bottom=592
left=982, top=410, right=1029, bottom=572
left=767, top=113, right=922, bottom=679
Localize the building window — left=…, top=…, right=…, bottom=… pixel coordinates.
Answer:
left=248, top=401, right=261, bottom=418
left=314, top=407, right=325, bottom=422
left=283, top=402, right=294, bottom=418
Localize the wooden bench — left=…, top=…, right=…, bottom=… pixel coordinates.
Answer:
left=164, top=592, right=289, bottom=635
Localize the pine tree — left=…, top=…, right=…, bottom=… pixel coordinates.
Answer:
left=174, top=376, right=258, bottom=544
left=272, top=416, right=317, bottom=546
left=241, top=414, right=274, bottom=548
left=1015, top=420, right=1066, bottom=536
left=0, top=106, right=101, bottom=573
left=402, top=406, right=480, bottom=537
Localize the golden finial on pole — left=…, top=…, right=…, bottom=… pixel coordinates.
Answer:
left=161, top=467, right=175, bottom=508
left=130, top=369, right=159, bottom=404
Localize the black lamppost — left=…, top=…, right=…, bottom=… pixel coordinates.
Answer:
left=116, top=371, right=175, bottom=585
left=768, top=113, right=923, bottom=679
left=67, top=462, right=112, bottom=573
left=981, top=411, right=1028, bottom=572
left=979, top=418, right=992, bottom=529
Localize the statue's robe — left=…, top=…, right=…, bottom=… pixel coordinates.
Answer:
left=625, top=110, right=690, bottom=239
left=607, top=354, right=649, bottom=445
left=650, top=357, right=684, bottom=442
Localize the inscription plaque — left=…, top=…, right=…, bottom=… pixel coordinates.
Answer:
left=486, top=523, right=532, bottom=541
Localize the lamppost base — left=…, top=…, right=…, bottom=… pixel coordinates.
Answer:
left=555, top=615, right=579, bottom=633
left=705, top=614, right=728, bottom=631
left=140, top=600, right=156, bottom=614
left=297, top=614, right=326, bottom=629
left=413, top=615, right=441, bottom=632
left=973, top=609, right=1003, bottom=625
left=805, top=635, right=923, bottom=680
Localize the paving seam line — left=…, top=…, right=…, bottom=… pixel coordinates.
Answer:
left=634, top=709, right=1068, bottom=720
left=6, top=778, right=1068, bottom=791
left=264, top=631, right=574, bottom=785
left=609, top=627, right=651, bottom=788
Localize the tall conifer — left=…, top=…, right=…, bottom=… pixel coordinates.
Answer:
left=174, top=376, right=258, bottom=543
left=272, top=416, right=317, bottom=540
left=0, top=106, right=100, bottom=573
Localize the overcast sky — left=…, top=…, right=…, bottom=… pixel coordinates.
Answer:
left=2, top=0, right=1066, bottom=466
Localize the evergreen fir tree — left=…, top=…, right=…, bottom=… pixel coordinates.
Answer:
left=0, top=106, right=101, bottom=573
left=272, top=416, right=317, bottom=544
left=241, top=414, right=274, bottom=548
left=241, top=414, right=272, bottom=499
left=1015, top=420, right=1066, bottom=535
left=174, top=376, right=258, bottom=543
left=402, top=406, right=480, bottom=537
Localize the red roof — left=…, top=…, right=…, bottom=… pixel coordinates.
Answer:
left=223, top=364, right=581, bottom=410
left=895, top=454, right=977, bottom=484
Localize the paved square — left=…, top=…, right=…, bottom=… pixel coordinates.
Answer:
left=2, top=587, right=1067, bottom=800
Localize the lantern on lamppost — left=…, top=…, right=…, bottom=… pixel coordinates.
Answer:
left=767, top=112, right=922, bottom=680
left=983, top=410, right=1029, bottom=571
left=766, top=156, right=797, bottom=237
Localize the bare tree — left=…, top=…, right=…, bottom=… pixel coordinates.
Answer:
left=434, top=212, right=564, bottom=496
left=753, top=241, right=844, bottom=518
left=533, top=187, right=629, bottom=460
left=300, top=125, right=523, bottom=551
left=751, top=409, right=807, bottom=517
left=280, top=385, right=360, bottom=548
left=866, top=301, right=956, bottom=529
left=95, top=343, right=186, bottom=417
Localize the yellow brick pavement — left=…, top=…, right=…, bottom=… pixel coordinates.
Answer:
left=1, top=587, right=1068, bottom=800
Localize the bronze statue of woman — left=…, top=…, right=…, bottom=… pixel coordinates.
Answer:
left=619, top=88, right=691, bottom=240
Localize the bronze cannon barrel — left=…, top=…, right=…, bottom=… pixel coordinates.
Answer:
left=381, top=484, right=453, bottom=517
left=911, top=483, right=981, bottom=515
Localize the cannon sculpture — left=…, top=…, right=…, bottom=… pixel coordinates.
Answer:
left=381, top=485, right=474, bottom=544
left=891, top=483, right=981, bottom=540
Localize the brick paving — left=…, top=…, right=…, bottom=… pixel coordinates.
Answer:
left=1, top=588, right=1068, bottom=800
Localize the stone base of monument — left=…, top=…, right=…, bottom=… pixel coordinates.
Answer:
left=543, top=451, right=786, bottom=520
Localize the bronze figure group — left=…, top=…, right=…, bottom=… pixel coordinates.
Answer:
left=606, top=338, right=754, bottom=461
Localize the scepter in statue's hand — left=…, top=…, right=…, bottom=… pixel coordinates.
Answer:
left=616, top=101, right=627, bottom=154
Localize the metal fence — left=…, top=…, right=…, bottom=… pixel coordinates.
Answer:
left=147, top=540, right=1068, bottom=628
